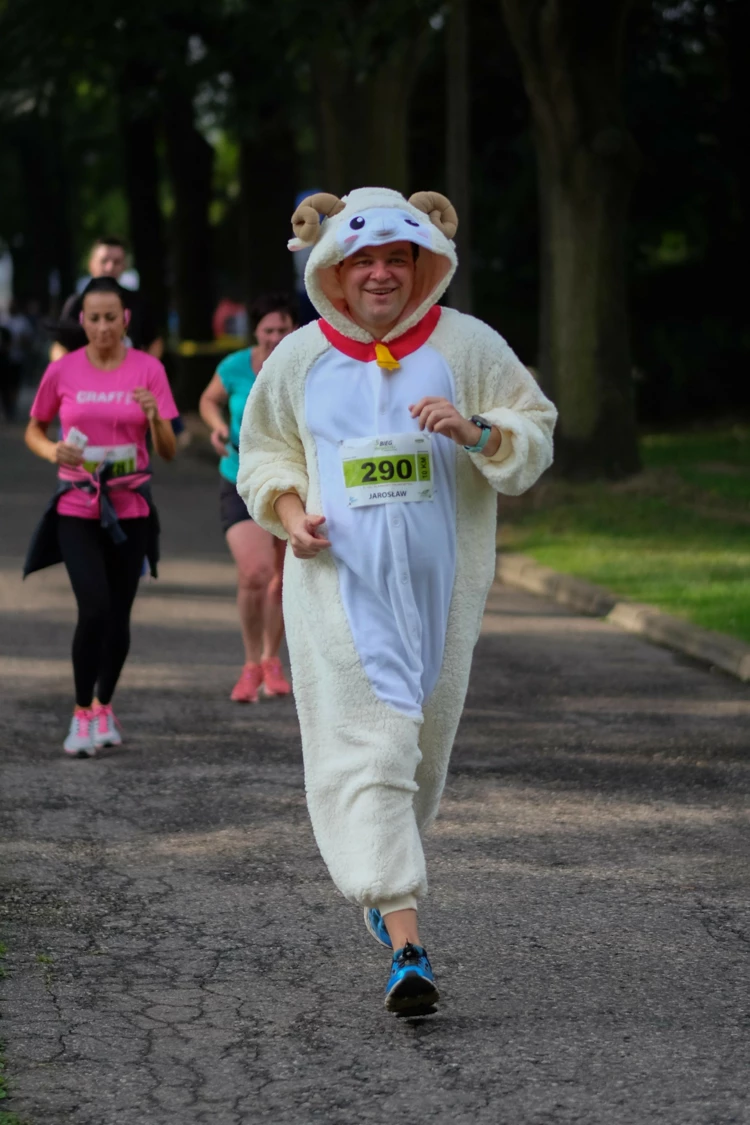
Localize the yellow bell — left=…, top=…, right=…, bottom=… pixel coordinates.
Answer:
left=374, top=343, right=400, bottom=372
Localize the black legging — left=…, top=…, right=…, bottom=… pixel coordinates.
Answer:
left=57, top=516, right=149, bottom=708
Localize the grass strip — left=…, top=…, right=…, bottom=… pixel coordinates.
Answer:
left=500, top=428, right=750, bottom=643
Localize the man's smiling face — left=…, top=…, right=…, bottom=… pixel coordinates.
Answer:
left=337, top=241, right=416, bottom=338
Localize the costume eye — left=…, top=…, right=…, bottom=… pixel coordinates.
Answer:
left=405, top=219, right=420, bottom=227
left=350, top=216, right=365, bottom=230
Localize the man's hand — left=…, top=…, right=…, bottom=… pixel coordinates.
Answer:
left=132, top=387, right=160, bottom=423
left=409, top=397, right=481, bottom=446
left=409, top=397, right=501, bottom=457
left=288, top=514, right=332, bottom=559
left=210, top=425, right=230, bottom=457
left=275, top=493, right=332, bottom=559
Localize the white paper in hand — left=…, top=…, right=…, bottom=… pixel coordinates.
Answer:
left=66, top=427, right=89, bottom=450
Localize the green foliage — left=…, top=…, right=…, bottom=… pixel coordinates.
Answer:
left=628, top=0, right=750, bottom=420
left=210, top=132, right=240, bottom=228
left=0, top=0, right=748, bottom=422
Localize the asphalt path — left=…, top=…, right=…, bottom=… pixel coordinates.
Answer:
left=1, top=419, right=749, bottom=1125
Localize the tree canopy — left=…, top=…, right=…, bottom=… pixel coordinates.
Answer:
left=0, top=0, right=746, bottom=473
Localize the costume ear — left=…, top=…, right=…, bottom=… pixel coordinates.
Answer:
left=289, top=192, right=345, bottom=248
left=408, top=192, right=458, bottom=239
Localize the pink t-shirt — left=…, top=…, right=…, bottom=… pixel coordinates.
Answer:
left=30, top=348, right=179, bottom=520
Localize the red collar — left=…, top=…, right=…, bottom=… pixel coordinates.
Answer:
left=318, top=305, right=441, bottom=363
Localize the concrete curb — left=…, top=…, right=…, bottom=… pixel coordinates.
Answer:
left=496, top=552, right=750, bottom=684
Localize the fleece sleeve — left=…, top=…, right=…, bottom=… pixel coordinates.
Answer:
left=235, top=349, right=309, bottom=539
left=463, top=323, right=557, bottom=497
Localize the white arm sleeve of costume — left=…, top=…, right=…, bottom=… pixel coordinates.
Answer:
left=467, top=347, right=557, bottom=497
left=236, top=357, right=309, bottom=540
left=430, top=309, right=557, bottom=496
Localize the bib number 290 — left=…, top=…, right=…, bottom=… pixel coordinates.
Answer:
left=340, top=433, right=434, bottom=508
left=360, top=458, right=415, bottom=484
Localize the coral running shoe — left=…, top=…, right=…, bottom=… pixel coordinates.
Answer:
left=63, top=708, right=96, bottom=758
left=230, top=662, right=263, bottom=703
left=261, top=657, right=292, bottom=698
left=92, top=703, right=122, bottom=748
left=384, top=943, right=439, bottom=1017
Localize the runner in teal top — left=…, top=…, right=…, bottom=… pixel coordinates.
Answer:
left=215, top=348, right=255, bottom=485
left=199, top=293, right=297, bottom=703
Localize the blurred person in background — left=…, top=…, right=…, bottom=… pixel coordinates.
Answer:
left=24, top=277, right=179, bottom=757
left=0, top=298, right=33, bottom=420
left=213, top=294, right=248, bottom=340
left=51, top=237, right=187, bottom=444
left=51, top=237, right=164, bottom=362
left=0, top=324, right=14, bottom=420
left=199, top=293, right=297, bottom=703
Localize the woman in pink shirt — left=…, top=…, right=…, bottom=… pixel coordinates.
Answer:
left=25, top=277, right=178, bottom=757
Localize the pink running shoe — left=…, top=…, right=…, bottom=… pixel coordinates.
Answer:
left=230, top=662, right=263, bottom=703
left=261, top=657, right=292, bottom=698
left=63, top=708, right=96, bottom=758
left=92, top=703, right=123, bottom=748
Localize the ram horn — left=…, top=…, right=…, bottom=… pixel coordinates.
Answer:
left=290, top=193, right=346, bottom=246
left=408, top=191, right=458, bottom=239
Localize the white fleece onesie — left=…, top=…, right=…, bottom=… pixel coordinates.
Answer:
left=237, top=187, right=557, bottom=913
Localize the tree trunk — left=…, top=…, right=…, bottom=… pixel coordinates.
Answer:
left=446, top=0, right=472, bottom=312
left=716, top=0, right=750, bottom=332
left=162, top=91, right=215, bottom=342
left=501, top=0, right=641, bottom=479
left=14, top=114, right=74, bottom=310
left=314, top=54, right=355, bottom=193
left=238, top=114, right=297, bottom=306
left=119, top=67, right=169, bottom=336
left=363, top=62, right=412, bottom=191
left=313, top=31, right=424, bottom=195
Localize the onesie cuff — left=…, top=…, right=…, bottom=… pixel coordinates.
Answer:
left=469, top=408, right=516, bottom=466
left=246, top=474, right=309, bottom=538
left=376, top=893, right=419, bottom=916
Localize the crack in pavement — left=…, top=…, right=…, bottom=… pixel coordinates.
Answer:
left=2, top=429, right=750, bottom=1124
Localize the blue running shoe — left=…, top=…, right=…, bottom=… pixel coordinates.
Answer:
left=384, top=942, right=440, bottom=1016
left=364, top=907, right=393, bottom=949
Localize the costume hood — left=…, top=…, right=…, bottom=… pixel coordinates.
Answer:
left=289, top=187, right=458, bottom=344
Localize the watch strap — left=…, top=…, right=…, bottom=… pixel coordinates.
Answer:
left=463, top=417, right=492, bottom=453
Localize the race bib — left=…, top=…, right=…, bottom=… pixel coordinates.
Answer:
left=82, top=443, right=138, bottom=477
left=340, top=432, right=433, bottom=508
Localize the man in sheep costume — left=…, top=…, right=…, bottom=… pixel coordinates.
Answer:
left=237, top=186, right=557, bottom=1016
